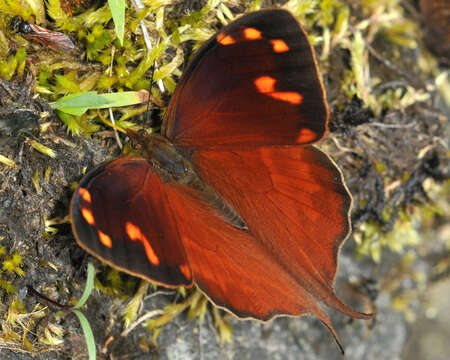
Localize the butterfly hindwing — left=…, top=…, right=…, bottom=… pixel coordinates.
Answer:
left=163, top=9, right=328, bottom=149
left=162, top=146, right=370, bottom=351
left=165, top=180, right=339, bottom=327
left=189, top=146, right=369, bottom=320
left=70, top=156, right=192, bottom=287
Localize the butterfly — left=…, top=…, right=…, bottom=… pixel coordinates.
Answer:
left=70, top=9, right=372, bottom=352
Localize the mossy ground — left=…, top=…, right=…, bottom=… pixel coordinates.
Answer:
left=0, top=0, right=448, bottom=358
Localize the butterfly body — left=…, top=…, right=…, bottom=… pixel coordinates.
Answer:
left=128, top=130, right=248, bottom=230
left=71, top=9, right=372, bottom=352
left=131, top=132, right=192, bottom=181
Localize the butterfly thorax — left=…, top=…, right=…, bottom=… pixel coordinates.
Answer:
left=129, top=131, right=247, bottom=230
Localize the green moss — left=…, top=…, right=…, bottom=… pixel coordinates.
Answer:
left=122, top=281, right=149, bottom=329
left=0, top=278, right=16, bottom=294
left=2, top=252, right=24, bottom=276
left=354, top=207, right=427, bottom=264
left=85, top=26, right=114, bottom=61
left=27, top=140, right=57, bottom=158
left=93, top=266, right=137, bottom=300
left=58, top=111, right=100, bottom=137
left=0, top=48, right=26, bottom=80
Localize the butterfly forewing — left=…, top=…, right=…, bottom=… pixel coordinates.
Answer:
left=71, top=156, right=192, bottom=287
left=163, top=9, right=328, bottom=149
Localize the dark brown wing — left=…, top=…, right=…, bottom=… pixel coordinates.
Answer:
left=70, top=156, right=192, bottom=287
left=163, top=9, right=328, bottom=149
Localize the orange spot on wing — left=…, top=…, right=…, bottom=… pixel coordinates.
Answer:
left=79, top=188, right=95, bottom=225
left=255, top=76, right=303, bottom=105
left=125, top=222, right=160, bottom=265
left=254, top=76, right=276, bottom=93
left=270, top=39, right=289, bottom=53
left=98, top=230, right=112, bottom=248
left=81, top=207, right=95, bottom=225
left=79, top=188, right=92, bottom=204
left=179, top=264, right=191, bottom=279
left=243, top=27, right=262, bottom=40
left=271, top=92, right=303, bottom=105
left=297, top=128, right=318, bottom=143
left=217, top=33, right=236, bottom=45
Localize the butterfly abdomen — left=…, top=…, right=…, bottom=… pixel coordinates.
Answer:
left=136, top=132, right=248, bottom=230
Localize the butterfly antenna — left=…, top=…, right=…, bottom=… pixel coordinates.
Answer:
left=144, top=62, right=157, bottom=129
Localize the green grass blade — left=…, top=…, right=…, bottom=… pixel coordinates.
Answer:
left=108, top=0, right=125, bottom=46
left=74, top=262, right=95, bottom=309
left=73, top=309, right=96, bottom=360
left=50, top=91, right=149, bottom=115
